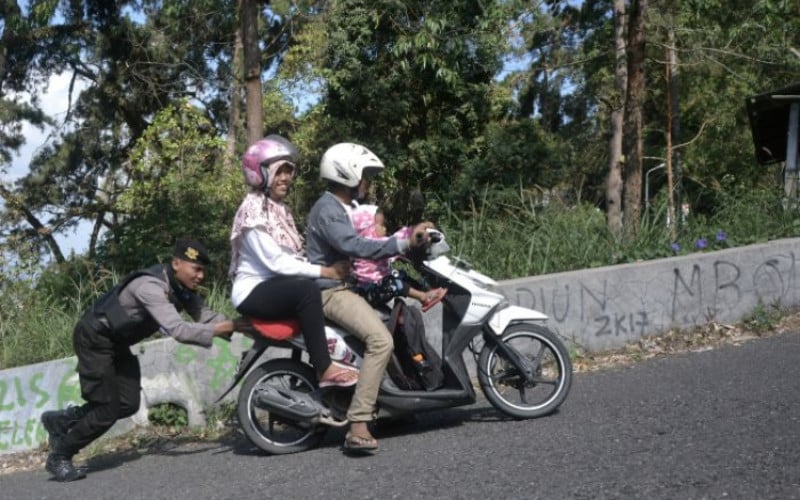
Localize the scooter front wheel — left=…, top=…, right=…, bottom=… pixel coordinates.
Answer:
left=237, top=358, right=326, bottom=454
left=478, top=323, right=572, bottom=419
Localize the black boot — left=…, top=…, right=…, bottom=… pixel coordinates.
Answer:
left=41, top=407, right=82, bottom=451
left=41, top=408, right=88, bottom=480
left=45, top=453, right=86, bottom=482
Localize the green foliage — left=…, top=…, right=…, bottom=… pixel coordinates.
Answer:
left=0, top=257, right=118, bottom=369
left=433, top=185, right=610, bottom=279
left=5, top=0, right=800, bottom=374
left=0, top=99, right=51, bottom=165
left=3, top=176, right=800, bottom=370
left=742, top=301, right=784, bottom=334
left=34, top=257, right=119, bottom=312
left=201, top=277, right=239, bottom=319
left=303, top=0, right=511, bottom=220
left=431, top=176, right=800, bottom=281
left=0, top=268, right=233, bottom=369
left=148, top=403, right=188, bottom=428
left=1, top=0, right=240, bottom=265
left=0, top=279, right=80, bottom=370
left=99, top=100, right=240, bottom=280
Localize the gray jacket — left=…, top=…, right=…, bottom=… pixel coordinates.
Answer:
left=86, top=264, right=224, bottom=347
left=306, top=192, right=410, bottom=289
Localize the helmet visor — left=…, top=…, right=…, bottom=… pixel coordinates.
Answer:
left=361, top=166, right=383, bottom=179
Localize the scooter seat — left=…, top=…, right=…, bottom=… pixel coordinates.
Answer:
left=248, top=318, right=301, bottom=340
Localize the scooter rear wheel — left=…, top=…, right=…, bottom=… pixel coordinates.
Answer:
left=237, top=358, right=326, bottom=454
left=478, top=323, right=572, bottom=419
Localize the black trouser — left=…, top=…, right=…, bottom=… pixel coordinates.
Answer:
left=58, top=322, right=141, bottom=457
left=237, top=276, right=332, bottom=374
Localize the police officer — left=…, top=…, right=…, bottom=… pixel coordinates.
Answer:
left=40, top=238, right=245, bottom=481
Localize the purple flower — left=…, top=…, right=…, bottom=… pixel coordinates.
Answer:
left=695, top=238, right=708, bottom=249
left=670, top=242, right=681, bottom=252
left=716, top=230, right=727, bottom=242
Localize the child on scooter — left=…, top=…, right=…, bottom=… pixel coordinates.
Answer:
left=350, top=204, right=446, bottom=311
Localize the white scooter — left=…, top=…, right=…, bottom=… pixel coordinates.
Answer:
left=219, top=229, right=573, bottom=454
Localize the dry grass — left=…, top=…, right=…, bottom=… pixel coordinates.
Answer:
left=572, top=308, right=799, bottom=372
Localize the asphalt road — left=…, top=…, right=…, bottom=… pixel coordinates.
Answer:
left=3, top=331, right=800, bottom=500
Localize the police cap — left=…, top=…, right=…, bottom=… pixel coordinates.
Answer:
left=173, top=238, right=211, bottom=266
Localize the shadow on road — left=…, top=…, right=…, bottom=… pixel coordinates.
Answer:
left=220, top=402, right=524, bottom=457
left=82, top=436, right=224, bottom=473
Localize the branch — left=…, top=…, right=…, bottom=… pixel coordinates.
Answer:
left=0, top=184, right=65, bottom=263
left=674, top=120, right=711, bottom=150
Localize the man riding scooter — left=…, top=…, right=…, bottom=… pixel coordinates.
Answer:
left=305, top=142, right=433, bottom=453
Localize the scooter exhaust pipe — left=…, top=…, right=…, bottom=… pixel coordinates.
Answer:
left=253, top=386, right=322, bottom=421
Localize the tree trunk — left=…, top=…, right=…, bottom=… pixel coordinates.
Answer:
left=622, top=0, right=647, bottom=239
left=665, top=23, right=679, bottom=238
left=667, top=2, right=682, bottom=233
left=226, top=5, right=245, bottom=170
left=241, top=0, right=263, bottom=146
left=606, top=0, right=627, bottom=238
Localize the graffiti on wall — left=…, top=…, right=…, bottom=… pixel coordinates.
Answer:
left=0, top=367, right=82, bottom=451
left=509, top=251, right=799, bottom=339
left=173, top=336, right=252, bottom=391
left=511, top=279, right=651, bottom=338
left=0, top=335, right=254, bottom=454
left=672, top=254, right=796, bottom=324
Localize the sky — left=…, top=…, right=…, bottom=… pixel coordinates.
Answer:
left=7, top=72, right=92, bottom=258
left=4, top=0, right=99, bottom=261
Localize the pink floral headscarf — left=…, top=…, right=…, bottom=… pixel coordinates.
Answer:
left=229, top=190, right=304, bottom=277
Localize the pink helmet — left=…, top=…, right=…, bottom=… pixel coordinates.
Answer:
left=241, top=135, right=299, bottom=189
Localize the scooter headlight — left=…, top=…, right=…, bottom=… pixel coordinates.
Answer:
left=426, top=229, right=450, bottom=259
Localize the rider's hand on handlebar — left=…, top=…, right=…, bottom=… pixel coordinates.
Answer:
left=409, top=222, right=435, bottom=249
left=322, top=260, right=351, bottom=280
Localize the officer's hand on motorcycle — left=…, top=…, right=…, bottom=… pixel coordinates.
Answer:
left=232, top=317, right=251, bottom=332
left=409, top=222, right=434, bottom=248
left=213, top=320, right=238, bottom=341
left=322, top=260, right=350, bottom=280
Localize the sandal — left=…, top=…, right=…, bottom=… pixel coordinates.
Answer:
left=319, top=366, right=359, bottom=388
left=343, top=432, right=378, bottom=453
left=421, top=287, right=448, bottom=312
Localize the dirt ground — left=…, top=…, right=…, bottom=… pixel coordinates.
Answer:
left=4, top=309, right=798, bottom=475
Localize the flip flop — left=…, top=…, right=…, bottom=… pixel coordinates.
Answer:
left=319, top=366, right=359, bottom=388
left=421, top=287, right=448, bottom=312
left=343, top=432, right=378, bottom=453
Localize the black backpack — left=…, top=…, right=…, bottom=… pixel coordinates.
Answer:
left=385, top=301, right=444, bottom=391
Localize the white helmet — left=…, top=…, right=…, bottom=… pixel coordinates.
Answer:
left=319, top=143, right=385, bottom=188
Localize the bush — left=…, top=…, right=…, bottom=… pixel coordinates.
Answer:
left=0, top=279, right=86, bottom=369
left=431, top=180, right=800, bottom=280
left=0, top=269, right=235, bottom=370
left=148, top=403, right=188, bottom=428
left=3, top=179, right=800, bottom=369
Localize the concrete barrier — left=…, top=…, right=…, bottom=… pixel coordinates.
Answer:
left=2, top=238, right=798, bottom=455
left=498, top=238, right=799, bottom=352
left=0, top=336, right=259, bottom=455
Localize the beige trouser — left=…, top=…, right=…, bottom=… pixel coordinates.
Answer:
left=321, top=287, right=393, bottom=422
